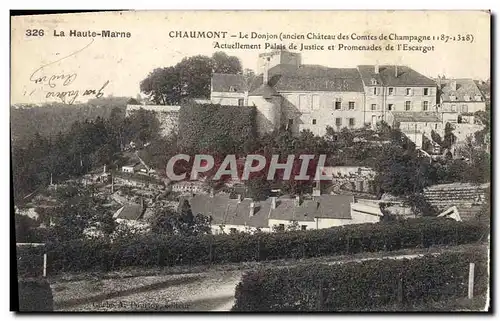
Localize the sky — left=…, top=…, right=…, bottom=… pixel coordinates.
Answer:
left=11, top=11, right=490, bottom=104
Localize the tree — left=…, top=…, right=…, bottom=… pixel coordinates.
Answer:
left=150, top=200, right=211, bottom=236
left=212, top=51, right=242, bottom=74
left=140, top=52, right=242, bottom=105
left=442, top=123, right=456, bottom=149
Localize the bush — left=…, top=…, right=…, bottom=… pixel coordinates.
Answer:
left=18, top=279, right=54, bottom=312
left=24, top=217, right=487, bottom=275
left=232, top=251, right=489, bottom=311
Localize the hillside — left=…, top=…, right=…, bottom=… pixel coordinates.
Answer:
left=10, top=97, right=130, bottom=145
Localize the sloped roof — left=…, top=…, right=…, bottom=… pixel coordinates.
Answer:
left=439, top=79, right=484, bottom=102
left=248, top=84, right=279, bottom=98
left=211, top=73, right=248, bottom=93
left=358, top=65, right=436, bottom=87
left=213, top=64, right=365, bottom=93
left=113, top=204, right=144, bottom=220
left=182, top=193, right=354, bottom=227
left=392, top=112, right=441, bottom=123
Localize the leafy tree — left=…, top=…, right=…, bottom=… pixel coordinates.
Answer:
left=442, top=123, right=456, bottom=149
left=150, top=200, right=211, bottom=236
left=140, top=52, right=242, bottom=105
left=212, top=51, right=242, bottom=74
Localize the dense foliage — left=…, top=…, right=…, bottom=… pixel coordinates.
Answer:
left=232, top=250, right=488, bottom=311
left=178, top=102, right=258, bottom=155
left=18, top=218, right=486, bottom=275
left=11, top=108, right=159, bottom=201
left=140, top=52, right=242, bottom=105
left=18, top=279, right=54, bottom=312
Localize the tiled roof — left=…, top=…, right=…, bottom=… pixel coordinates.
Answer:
left=113, top=204, right=144, bottom=220
left=248, top=84, right=279, bottom=98
left=392, top=112, right=442, bottom=123
left=211, top=73, right=248, bottom=93
left=213, top=64, right=365, bottom=93
left=182, top=193, right=354, bottom=227
left=357, top=65, right=436, bottom=87
left=438, top=79, right=484, bottom=102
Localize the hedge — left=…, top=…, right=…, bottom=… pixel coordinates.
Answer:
left=232, top=251, right=489, bottom=311
left=17, top=218, right=486, bottom=275
left=178, top=102, right=257, bottom=154
left=18, top=279, right=54, bottom=312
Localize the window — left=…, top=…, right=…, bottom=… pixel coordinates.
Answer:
left=475, top=95, right=483, bottom=101
left=371, top=78, right=378, bottom=85
left=422, top=101, right=429, bottom=111
left=301, top=225, right=307, bottom=231
left=406, top=88, right=412, bottom=96
left=372, top=87, right=378, bottom=95
left=461, top=104, right=468, bottom=113
left=299, top=94, right=308, bottom=110
left=312, top=119, right=317, bottom=125
left=424, top=88, right=429, bottom=96
left=405, top=101, right=411, bottom=111
left=348, top=118, right=355, bottom=127
left=312, top=95, right=320, bottom=110
left=229, top=86, right=237, bottom=92
left=450, top=95, right=456, bottom=101
left=451, top=104, right=457, bottom=112
left=371, top=104, right=377, bottom=111
left=335, top=101, right=342, bottom=110
left=435, top=124, right=438, bottom=130
left=335, top=118, right=342, bottom=127
left=288, top=119, right=294, bottom=126
left=238, top=98, right=244, bottom=106
left=230, top=228, right=237, bottom=234
left=387, top=104, right=394, bottom=111
left=348, top=101, right=355, bottom=110
left=464, top=95, right=470, bottom=101
left=388, top=87, right=394, bottom=95
left=278, top=224, right=285, bottom=231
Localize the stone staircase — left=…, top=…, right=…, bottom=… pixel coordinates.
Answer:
left=423, top=183, right=489, bottom=221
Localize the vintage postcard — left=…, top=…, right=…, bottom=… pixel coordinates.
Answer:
left=11, top=10, right=491, bottom=312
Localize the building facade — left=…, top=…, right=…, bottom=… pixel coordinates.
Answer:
left=211, top=50, right=440, bottom=136
left=437, top=78, right=486, bottom=124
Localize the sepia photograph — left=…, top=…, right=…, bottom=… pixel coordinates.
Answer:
left=10, top=10, right=491, bottom=312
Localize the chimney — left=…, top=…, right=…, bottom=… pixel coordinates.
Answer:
left=271, top=197, right=277, bottom=209
left=263, top=58, right=270, bottom=85
left=103, top=164, right=107, bottom=174
left=374, top=64, right=379, bottom=74
left=450, top=80, right=457, bottom=91
left=249, top=201, right=255, bottom=217
left=394, top=66, right=398, bottom=77
left=295, top=195, right=301, bottom=207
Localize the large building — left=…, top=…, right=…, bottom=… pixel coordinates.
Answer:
left=437, top=78, right=486, bottom=124
left=211, top=50, right=440, bottom=137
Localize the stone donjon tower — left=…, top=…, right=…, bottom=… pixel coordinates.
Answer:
left=249, top=50, right=302, bottom=135
left=257, top=50, right=301, bottom=74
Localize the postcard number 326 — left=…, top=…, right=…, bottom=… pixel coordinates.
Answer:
left=25, top=29, right=44, bottom=36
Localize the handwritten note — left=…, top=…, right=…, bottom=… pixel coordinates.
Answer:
left=25, top=38, right=110, bottom=104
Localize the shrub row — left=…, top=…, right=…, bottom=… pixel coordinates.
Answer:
left=17, top=279, right=54, bottom=312
left=232, top=250, right=489, bottom=311
left=17, top=218, right=486, bottom=275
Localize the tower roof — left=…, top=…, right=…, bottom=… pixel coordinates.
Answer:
left=248, top=84, right=279, bottom=98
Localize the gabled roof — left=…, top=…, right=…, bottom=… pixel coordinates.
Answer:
left=113, top=204, right=144, bottom=220
left=357, top=65, right=436, bottom=87
left=438, top=79, right=484, bottom=102
left=182, top=193, right=354, bottom=228
left=392, top=112, right=441, bottom=123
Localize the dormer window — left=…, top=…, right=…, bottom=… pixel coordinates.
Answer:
left=449, top=95, right=456, bottom=101
left=371, top=78, right=378, bottom=85
left=464, top=95, right=470, bottom=101
left=229, top=86, right=237, bottom=92
left=475, top=95, right=483, bottom=101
